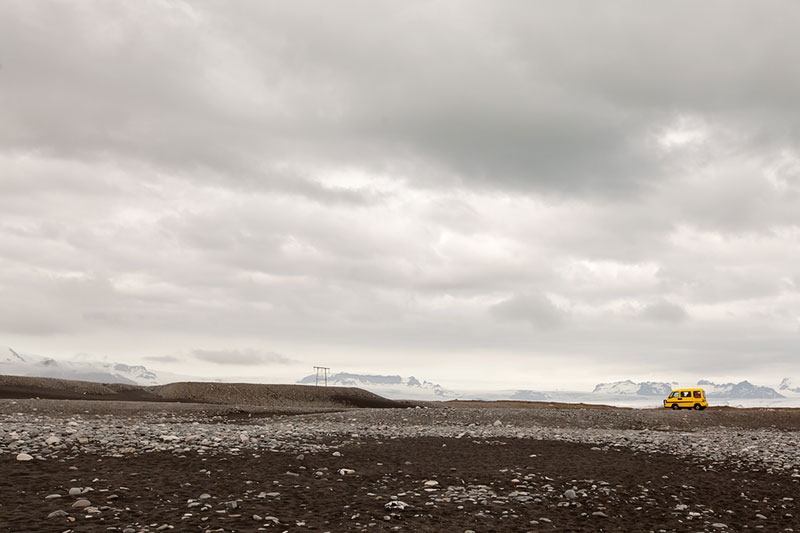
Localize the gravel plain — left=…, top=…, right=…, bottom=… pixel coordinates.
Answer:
left=1, top=398, right=799, bottom=532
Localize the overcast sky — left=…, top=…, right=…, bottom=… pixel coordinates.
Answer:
left=2, top=1, right=799, bottom=390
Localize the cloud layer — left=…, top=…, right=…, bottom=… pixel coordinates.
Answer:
left=1, top=1, right=799, bottom=388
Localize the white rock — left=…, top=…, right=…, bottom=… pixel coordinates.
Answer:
left=385, top=501, right=409, bottom=510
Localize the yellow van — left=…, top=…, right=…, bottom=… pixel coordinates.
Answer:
left=663, top=388, right=708, bottom=410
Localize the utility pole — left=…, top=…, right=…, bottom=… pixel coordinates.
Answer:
left=313, top=366, right=330, bottom=386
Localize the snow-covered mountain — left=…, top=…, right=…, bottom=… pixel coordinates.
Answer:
left=779, top=378, right=800, bottom=395
left=0, top=347, right=194, bottom=386
left=295, top=374, right=552, bottom=402
left=591, top=379, right=784, bottom=400
left=296, top=372, right=452, bottom=400
left=509, top=390, right=549, bottom=401
left=593, top=380, right=675, bottom=396
left=291, top=373, right=794, bottom=404
left=5, top=347, right=797, bottom=407
left=697, top=379, right=784, bottom=399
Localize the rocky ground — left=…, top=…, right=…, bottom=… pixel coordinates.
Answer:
left=1, top=398, right=799, bottom=532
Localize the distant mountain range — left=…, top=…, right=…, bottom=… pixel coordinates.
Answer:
left=295, top=373, right=794, bottom=402
left=509, top=390, right=549, bottom=401
left=294, top=372, right=553, bottom=402
left=1, top=347, right=192, bottom=386
left=3, top=347, right=798, bottom=405
left=696, top=379, right=784, bottom=399
left=296, top=372, right=451, bottom=400
left=779, top=378, right=800, bottom=394
left=593, top=380, right=677, bottom=396
left=594, top=379, right=787, bottom=399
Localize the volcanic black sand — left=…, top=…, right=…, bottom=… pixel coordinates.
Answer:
left=3, top=435, right=799, bottom=533
left=1, top=377, right=799, bottom=532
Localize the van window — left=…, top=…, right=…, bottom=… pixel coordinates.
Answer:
left=681, top=391, right=691, bottom=398
left=669, top=392, right=679, bottom=398
left=693, top=391, right=701, bottom=398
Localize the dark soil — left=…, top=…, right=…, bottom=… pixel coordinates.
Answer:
left=0, top=384, right=168, bottom=402
left=3, top=437, right=797, bottom=532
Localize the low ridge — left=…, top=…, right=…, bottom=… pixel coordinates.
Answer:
left=0, top=374, right=415, bottom=409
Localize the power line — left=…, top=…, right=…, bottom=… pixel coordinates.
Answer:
left=313, top=366, right=330, bottom=386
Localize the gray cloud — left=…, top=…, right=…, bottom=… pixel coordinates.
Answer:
left=191, top=349, right=296, bottom=366
left=143, top=355, right=182, bottom=364
left=1, top=2, right=799, bottom=387
left=490, top=293, right=565, bottom=330
left=640, top=301, right=689, bottom=324
left=3, top=2, right=799, bottom=198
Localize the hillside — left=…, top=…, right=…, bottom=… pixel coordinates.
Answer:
left=0, top=375, right=415, bottom=409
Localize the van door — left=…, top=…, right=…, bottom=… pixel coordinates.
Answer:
left=666, top=391, right=680, bottom=407
left=679, top=390, right=692, bottom=407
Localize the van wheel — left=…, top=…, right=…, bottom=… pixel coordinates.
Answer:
left=671, top=404, right=680, bottom=410
left=693, top=403, right=702, bottom=410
